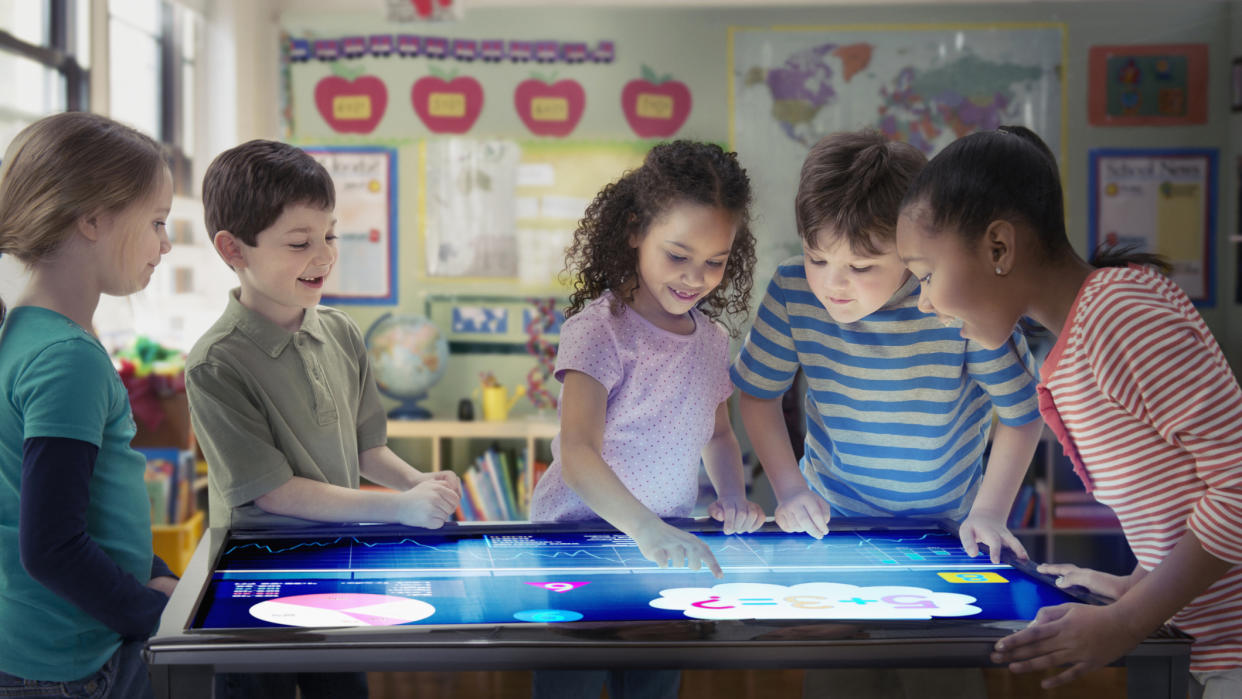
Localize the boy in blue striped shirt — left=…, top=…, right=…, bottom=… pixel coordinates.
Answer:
left=733, top=130, right=1042, bottom=560
left=732, top=129, right=1043, bottom=699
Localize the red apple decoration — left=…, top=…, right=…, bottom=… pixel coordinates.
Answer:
left=412, top=70, right=484, bottom=134
left=621, top=65, right=692, bottom=138
left=514, top=76, right=585, bottom=137
left=314, top=68, right=388, bottom=134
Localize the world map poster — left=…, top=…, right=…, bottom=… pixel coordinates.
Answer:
left=729, top=24, right=1065, bottom=272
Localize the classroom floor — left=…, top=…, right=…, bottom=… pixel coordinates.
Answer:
left=366, top=666, right=1132, bottom=698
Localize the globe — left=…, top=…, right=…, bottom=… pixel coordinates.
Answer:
left=364, top=312, right=449, bottom=419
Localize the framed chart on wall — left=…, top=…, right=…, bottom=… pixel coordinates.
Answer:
left=1087, top=44, right=1209, bottom=126
left=1088, top=148, right=1218, bottom=306
left=303, top=145, right=398, bottom=304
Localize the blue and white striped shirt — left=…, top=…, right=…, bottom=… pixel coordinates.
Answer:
left=731, top=257, right=1040, bottom=522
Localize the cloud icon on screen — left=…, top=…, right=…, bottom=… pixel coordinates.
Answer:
left=650, top=582, right=979, bottom=620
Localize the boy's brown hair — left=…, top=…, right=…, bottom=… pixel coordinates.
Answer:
left=201, top=139, right=334, bottom=248
left=794, top=129, right=926, bottom=256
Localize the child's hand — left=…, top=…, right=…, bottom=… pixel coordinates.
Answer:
left=395, top=479, right=459, bottom=528
left=631, top=519, right=723, bottom=578
left=708, top=496, right=765, bottom=535
left=415, top=469, right=462, bottom=498
left=959, top=509, right=1028, bottom=564
left=1036, top=562, right=1133, bottom=601
left=774, top=489, right=831, bottom=539
left=991, top=602, right=1146, bottom=689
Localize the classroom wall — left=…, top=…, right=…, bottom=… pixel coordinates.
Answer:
left=269, top=1, right=1240, bottom=425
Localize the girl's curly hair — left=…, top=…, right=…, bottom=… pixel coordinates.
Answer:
left=561, top=140, right=756, bottom=337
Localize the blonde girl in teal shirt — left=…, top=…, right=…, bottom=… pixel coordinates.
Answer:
left=0, top=112, right=177, bottom=698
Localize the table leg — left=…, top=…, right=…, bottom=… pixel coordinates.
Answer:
left=150, top=664, right=214, bottom=699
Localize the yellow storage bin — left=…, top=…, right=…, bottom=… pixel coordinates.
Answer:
left=151, top=510, right=204, bottom=577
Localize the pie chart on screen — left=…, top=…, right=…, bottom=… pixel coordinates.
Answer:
left=249, top=593, right=435, bottom=627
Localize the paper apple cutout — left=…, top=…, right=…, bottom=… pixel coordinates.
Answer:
left=412, top=71, right=484, bottom=134
left=621, top=66, right=692, bottom=138
left=314, top=71, right=388, bottom=134
left=514, top=76, right=585, bottom=137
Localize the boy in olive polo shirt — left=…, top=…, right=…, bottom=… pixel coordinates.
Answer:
left=188, top=140, right=462, bottom=699
left=189, top=139, right=460, bottom=531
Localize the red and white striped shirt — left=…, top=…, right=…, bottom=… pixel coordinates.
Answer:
left=1039, top=265, right=1242, bottom=672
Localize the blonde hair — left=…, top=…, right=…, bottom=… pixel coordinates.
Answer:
left=0, top=111, right=164, bottom=324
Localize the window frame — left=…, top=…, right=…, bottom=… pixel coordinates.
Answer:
left=0, top=0, right=89, bottom=112
left=158, top=1, right=194, bottom=194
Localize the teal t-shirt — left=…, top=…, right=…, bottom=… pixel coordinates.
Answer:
left=0, top=307, right=153, bottom=681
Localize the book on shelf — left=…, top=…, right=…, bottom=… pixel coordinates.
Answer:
left=1008, top=480, right=1047, bottom=530
left=532, top=460, right=548, bottom=488
left=1049, top=489, right=1119, bottom=527
left=489, top=450, right=521, bottom=520
left=514, top=455, right=530, bottom=519
left=137, top=447, right=196, bottom=526
left=480, top=450, right=515, bottom=520
left=1032, top=478, right=1049, bottom=527
left=454, top=479, right=479, bottom=522
left=1052, top=490, right=1096, bottom=503
left=1053, top=503, right=1121, bottom=529
left=455, top=448, right=548, bottom=521
left=463, top=466, right=497, bottom=521
left=1008, top=483, right=1032, bottom=529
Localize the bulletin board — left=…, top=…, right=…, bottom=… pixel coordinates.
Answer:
left=303, top=146, right=398, bottom=304
left=1088, top=148, right=1218, bottom=306
left=282, top=18, right=708, bottom=308
left=418, top=139, right=649, bottom=290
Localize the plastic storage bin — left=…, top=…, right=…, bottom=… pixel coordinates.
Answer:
left=152, top=509, right=204, bottom=576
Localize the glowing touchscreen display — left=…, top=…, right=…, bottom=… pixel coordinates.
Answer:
left=190, top=526, right=1076, bottom=630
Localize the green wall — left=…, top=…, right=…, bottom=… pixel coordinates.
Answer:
left=281, top=2, right=1240, bottom=435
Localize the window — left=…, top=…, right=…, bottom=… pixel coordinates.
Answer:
left=109, top=0, right=199, bottom=194
left=108, top=0, right=161, bottom=138
left=0, top=0, right=89, bottom=152
left=0, top=0, right=88, bottom=304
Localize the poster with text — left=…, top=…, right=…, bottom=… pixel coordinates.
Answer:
left=419, top=139, right=648, bottom=289
left=305, top=146, right=398, bottom=304
left=1089, top=148, right=1218, bottom=306
left=421, top=138, right=522, bottom=279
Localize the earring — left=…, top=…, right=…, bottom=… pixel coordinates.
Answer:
left=995, top=266, right=1004, bottom=276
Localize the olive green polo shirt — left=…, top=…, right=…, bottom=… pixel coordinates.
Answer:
left=186, top=289, right=387, bottom=529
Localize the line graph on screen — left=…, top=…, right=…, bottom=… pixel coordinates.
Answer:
left=217, top=530, right=1004, bottom=574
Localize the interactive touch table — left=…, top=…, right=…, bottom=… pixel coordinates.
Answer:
left=145, top=519, right=1190, bottom=698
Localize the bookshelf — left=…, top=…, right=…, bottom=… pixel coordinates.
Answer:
left=387, top=418, right=558, bottom=520
left=1010, top=428, right=1134, bottom=575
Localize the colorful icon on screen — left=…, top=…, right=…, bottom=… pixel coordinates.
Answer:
left=524, top=581, right=589, bottom=593
left=651, top=582, right=980, bottom=620
left=514, top=609, right=584, bottom=622
left=938, top=572, right=1008, bottom=583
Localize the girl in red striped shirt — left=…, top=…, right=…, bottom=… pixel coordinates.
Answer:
left=895, top=125, right=1242, bottom=698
